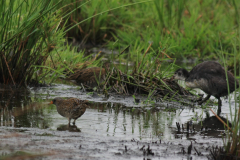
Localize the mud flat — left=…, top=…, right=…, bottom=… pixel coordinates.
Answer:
left=0, top=84, right=237, bottom=159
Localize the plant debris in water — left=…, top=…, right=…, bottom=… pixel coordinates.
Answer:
left=67, top=64, right=202, bottom=104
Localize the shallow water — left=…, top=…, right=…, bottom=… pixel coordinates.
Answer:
left=0, top=83, right=238, bottom=159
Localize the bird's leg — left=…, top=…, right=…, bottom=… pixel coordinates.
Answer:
left=217, top=98, right=222, bottom=115
left=68, top=118, right=71, bottom=126
left=198, top=95, right=211, bottom=105
left=73, top=119, right=76, bottom=125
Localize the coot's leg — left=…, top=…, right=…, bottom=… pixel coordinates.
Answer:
left=198, top=94, right=211, bottom=105
left=217, top=98, right=222, bottom=115
left=68, top=118, right=71, bottom=126
left=73, top=119, right=76, bottom=125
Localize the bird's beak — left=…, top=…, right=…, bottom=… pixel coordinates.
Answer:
left=49, top=101, right=53, bottom=105
left=171, top=75, right=175, bottom=80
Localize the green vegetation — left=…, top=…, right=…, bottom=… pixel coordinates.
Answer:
left=213, top=46, right=240, bottom=159
left=1, top=0, right=240, bottom=86
left=2, top=1, right=240, bottom=159
left=0, top=0, right=67, bottom=86
left=63, top=0, right=240, bottom=59
left=204, top=41, right=240, bottom=159
left=163, top=107, right=177, bottom=112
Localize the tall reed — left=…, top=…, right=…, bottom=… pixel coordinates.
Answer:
left=212, top=36, right=240, bottom=159
left=0, top=0, right=65, bottom=87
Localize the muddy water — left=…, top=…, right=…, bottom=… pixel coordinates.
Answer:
left=0, top=83, right=238, bottom=160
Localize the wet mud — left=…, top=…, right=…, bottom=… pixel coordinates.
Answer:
left=0, top=83, right=238, bottom=159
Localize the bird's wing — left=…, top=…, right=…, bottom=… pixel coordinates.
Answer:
left=189, top=61, right=225, bottom=79
left=68, top=98, right=89, bottom=106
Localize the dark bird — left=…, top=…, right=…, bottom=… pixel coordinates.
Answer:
left=49, top=97, right=89, bottom=125
left=173, top=61, right=239, bottom=113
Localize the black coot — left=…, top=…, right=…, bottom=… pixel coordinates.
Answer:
left=173, top=61, right=239, bottom=114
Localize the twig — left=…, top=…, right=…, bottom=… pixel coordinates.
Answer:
left=2, top=54, right=15, bottom=86
left=112, top=86, right=120, bottom=93
left=235, top=104, right=240, bottom=130
left=210, top=108, right=232, bottom=132
left=117, top=45, right=130, bottom=57
left=176, top=122, right=181, bottom=132
left=81, top=83, right=86, bottom=92
left=161, top=51, right=172, bottom=59
left=103, top=67, right=114, bottom=90
left=137, top=43, right=152, bottom=69
left=188, top=141, right=192, bottom=154
left=194, top=147, right=201, bottom=156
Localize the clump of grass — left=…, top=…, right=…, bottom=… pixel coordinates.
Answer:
left=209, top=37, right=240, bottom=160
left=0, top=0, right=65, bottom=87
left=64, top=44, right=200, bottom=103
left=41, top=43, right=102, bottom=84
left=107, top=0, right=240, bottom=60
left=58, top=0, right=148, bottom=45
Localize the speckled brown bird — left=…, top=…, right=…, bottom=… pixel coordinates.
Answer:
left=49, top=97, right=89, bottom=125
left=66, top=63, right=109, bottom=87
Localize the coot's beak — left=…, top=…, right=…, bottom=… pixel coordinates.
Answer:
left=49, top=101, right=53, bottom=105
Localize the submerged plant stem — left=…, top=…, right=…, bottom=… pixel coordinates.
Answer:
left=210, top=108, right=232, bottom=132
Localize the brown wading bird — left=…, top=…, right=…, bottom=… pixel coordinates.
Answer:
left=173, top=61, right=239, bottom=114
left=66, top=63, right=109, bottom=87
left=49, top=97, right=89, bottom=125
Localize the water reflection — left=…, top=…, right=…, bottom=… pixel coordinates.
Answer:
left=174, top=112, right=232, bottom=140
left=0, top=102, right=51, bottom=128
left=72, top=102, right=175, bottom=140
left=0, top=86, right=31, bottom=109
left=0, top=84, right=234, bottom=142
left=57, top=124, right=81, bottom=132
left=0, top=91, right=176, bottom=140
left=0, top=86, right=51, bottom=128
